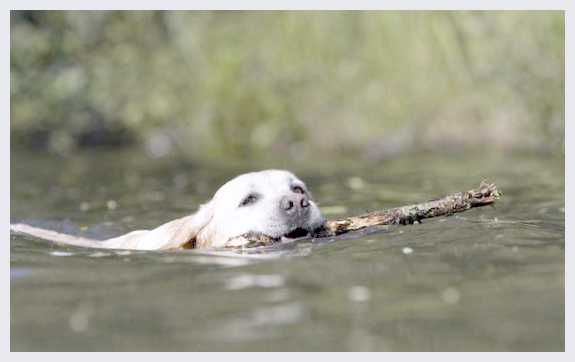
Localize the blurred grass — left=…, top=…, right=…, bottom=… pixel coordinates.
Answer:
left=10, top=11, right=564, bottom=161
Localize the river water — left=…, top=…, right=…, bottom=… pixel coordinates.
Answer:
left=10, top=149, right=564, bottom=351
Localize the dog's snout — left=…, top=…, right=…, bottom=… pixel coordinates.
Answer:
left=280, top=194, right=309, bottom=213
left=280, top=197, right=295, bottom=211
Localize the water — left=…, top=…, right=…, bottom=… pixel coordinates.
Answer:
left=10, top=148, right=564, bottom=351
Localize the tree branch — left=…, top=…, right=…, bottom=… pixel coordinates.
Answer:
left=320, top=180, right=501, bottom=236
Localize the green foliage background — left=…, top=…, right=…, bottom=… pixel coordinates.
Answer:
left=10, top=11, right=564, bottom=160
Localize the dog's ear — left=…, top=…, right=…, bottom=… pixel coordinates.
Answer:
left=159, top=201, right=215, bottom=250
left=101, top=200, right=215, bottom=250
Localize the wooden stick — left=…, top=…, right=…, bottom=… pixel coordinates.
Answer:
left=225, top=181, right=501, bottom=248
left=320, top=180, right=501, bottom=236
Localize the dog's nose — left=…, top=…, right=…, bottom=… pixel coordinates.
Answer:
left=280, top=195, right=309, bottom=212
left=280, top=197, right=295, bottom=211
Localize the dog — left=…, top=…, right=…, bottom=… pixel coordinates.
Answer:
left=11, top=170, right=326, bottom=250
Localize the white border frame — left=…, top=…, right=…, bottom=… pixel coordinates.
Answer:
left=3, top=0, right=571, bottom=359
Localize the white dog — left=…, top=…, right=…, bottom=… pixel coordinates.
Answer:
left=11, top=170, right=326, bottom=250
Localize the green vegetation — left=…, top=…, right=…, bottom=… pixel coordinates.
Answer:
left=10, top=11, right=564, bottom=160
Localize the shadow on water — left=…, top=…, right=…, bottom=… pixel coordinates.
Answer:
left=10, top=148, right=564, bottom=351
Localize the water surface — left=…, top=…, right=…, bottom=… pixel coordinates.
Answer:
left=10, top=149, right=564, bottom=351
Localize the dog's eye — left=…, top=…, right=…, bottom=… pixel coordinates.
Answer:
left=292, top=185, right=306, bottom=194
left=239, top=194, right=259, bottom=207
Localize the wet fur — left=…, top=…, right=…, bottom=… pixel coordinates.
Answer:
left=11, top=170, right=325, bottom=251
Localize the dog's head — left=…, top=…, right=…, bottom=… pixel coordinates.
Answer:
left=166, top=170, right=325, bottom=248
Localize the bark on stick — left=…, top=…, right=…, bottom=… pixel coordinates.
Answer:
left=321, top=181, right=501, bottom=236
